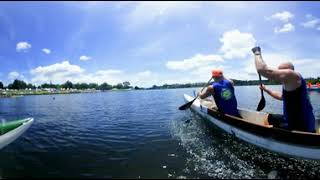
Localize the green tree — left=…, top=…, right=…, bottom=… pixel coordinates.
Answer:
left=114, top=83, right=124, bottom=89
left=63, top=81, right=74, bottom=89
left=41, top=83, right=59, bottom=89
left=27, top=83, right=35, bottom=89
left=41, top=83, right=50, bottom=89
left=0, top=81, right=3, bottom=89
left=88, top=83, right=98, bottom=89
left=80, top=83, right=89, bottom=89
left=74, top=83, right=81, bottom=90
left=99, top=82, right=113, bottom=90
left=8, top=79, right=27, bottom=90
left=122, top=81, right=131, bottom=89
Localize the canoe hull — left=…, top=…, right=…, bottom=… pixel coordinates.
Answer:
left=183, top=94, right=320, bottom=160
left=0, top=118, right=34, bottom=150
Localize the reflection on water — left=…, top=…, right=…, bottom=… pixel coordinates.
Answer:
left=0, top=85, right=319, bottom=178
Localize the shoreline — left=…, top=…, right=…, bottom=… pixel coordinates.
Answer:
left=0, top=89, right=127, bottom=98
left=0, top=85, right=283, bottom=98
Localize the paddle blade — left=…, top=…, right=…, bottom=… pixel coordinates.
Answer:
left=178, top=99, right=195, bottom=110
left=256, top=97, right=266, bottom=111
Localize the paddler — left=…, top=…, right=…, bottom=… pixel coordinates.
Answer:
left=252, top=46, right=316, bottom=133
left=307, top=82, right=312, bottom=88
left=198, top=69, right=241, bottom=117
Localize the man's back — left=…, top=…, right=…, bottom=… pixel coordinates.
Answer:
left=283, top=76, right=316, bottom=132
left=211, top=79, right=240, bottom=117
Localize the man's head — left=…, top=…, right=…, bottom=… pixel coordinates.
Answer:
left=278, top=62, right=294, bottom=70
left=211, top=69, right=223, bottom=80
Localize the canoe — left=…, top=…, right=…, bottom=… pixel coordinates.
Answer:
left=183, top=94, right=320, bottom=160
left=0, top=118, right=34, bottom=150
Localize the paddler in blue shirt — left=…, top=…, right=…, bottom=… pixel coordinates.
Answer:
left=198, top=69, right=241, bottom=118
left=252, top=46, right=316, bottom=133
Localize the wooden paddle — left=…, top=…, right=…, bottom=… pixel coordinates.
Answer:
left=256, top=73, right=266, bottom=111
left=179, top=77, right=213, bottom=110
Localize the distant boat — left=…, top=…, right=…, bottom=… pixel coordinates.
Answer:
left=307, top=83, right=320, bottom=92
left=307, top=87, right=320, bottom=92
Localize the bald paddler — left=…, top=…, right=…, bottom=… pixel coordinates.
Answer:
left=252, top=46, right=316, bottom=132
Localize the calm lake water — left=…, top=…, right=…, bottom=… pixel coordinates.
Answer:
left=0, top=85, right=319, bottom=179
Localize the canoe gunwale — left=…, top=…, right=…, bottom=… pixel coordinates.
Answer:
left=207, top=108, right=320, bottom=147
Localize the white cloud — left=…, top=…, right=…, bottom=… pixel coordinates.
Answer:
left=29, top=59, right=230, bottom=88
left=30, top=61, right=85, bottom=84
left=270, top=11, right=294, bottom=23
left=165, top=29, right=257, bottom=81
left=219, top=29, right=256, bottom=59
left=130, top=70, right=160, bottom=87
left=30, top=61, right=126, bottom=86
left=301, top=19, right=319, bottom=28
left=301, top=14, right=320, bottom=29
left=79, top=55, right=92, bottom=61
left=8, top=71, right=24, bottom=80
left=16, top=42, right=31, bottom=52
left=124, top=1, right=203, bottom=30
left=274, top=23, right=295, bottom=34
left=131, top=40, right=164, bottom=56
left=136, top=70, right=152, bottom=77
left=42, top=48, right=51, bottom=54
left=166, top=54, right=223, bottom=70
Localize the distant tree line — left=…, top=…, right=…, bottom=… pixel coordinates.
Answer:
left=0, top=79, right=134, bottom=90
left=147, top=78, right=320, bottom=90
left=0, top=77, right=319, bottom=90
left=146, top=79, right=282, bottom=90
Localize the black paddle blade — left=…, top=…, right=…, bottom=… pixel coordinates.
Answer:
left=256, top=97, right=266, bottom=111
left=178, top=99, right=195, bottom=110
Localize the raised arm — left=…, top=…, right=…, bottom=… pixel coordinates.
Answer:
left=251, top=47, right=299, bottom=84
left=260, top=84, right=282, bottom=101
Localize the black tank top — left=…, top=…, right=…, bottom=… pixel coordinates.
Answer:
left=282, top=77, right=316, bottom=132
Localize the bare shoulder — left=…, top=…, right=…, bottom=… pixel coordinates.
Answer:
left=284, top=69, right=300, bottom=81
left=272, top=69, right=300, bottom=82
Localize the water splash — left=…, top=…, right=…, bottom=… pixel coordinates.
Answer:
left=171, top=111, right=320, bottom=179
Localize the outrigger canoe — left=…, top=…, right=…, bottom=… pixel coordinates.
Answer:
left=183, top=94, right=320, bottom=160
left=0, top=118, right=34, bottom=150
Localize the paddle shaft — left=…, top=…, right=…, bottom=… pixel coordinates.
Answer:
left=259, top=74, right=263, bottom=96
left=197, top=77, right=213, bottom=97
left=256, top=73, right=266, bottom=111
left=178, top=77, right=213, bottom=110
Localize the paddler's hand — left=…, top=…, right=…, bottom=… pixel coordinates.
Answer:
left=197, top=92, right=203, bottom=99
left=259, top=84, right=267, bottom=91
left=251, top=46, right=261, bottom=55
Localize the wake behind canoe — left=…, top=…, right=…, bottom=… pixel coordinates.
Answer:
left=183, top=94, right=320, bottom=160
left=0, top=118, right=34, bottom=149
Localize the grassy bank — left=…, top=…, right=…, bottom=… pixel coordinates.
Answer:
left=0, top=89, right=98, bottom=98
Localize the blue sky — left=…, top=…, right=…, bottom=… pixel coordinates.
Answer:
left=0, top=1, right=320, bottom=87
